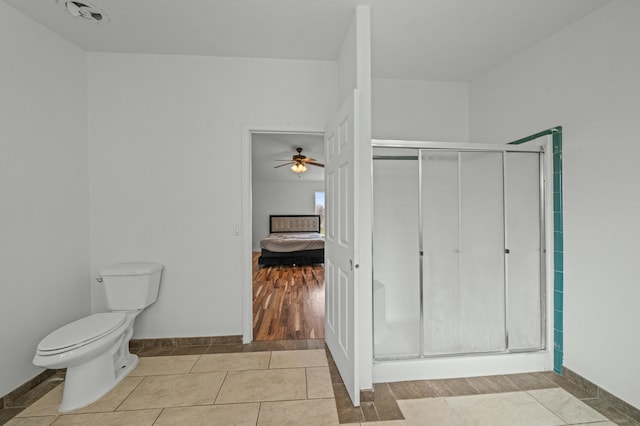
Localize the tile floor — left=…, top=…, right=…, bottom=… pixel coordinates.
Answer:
left=3, top=345, right=638, bottom=425
left=7, top=350, right=337, bottom=425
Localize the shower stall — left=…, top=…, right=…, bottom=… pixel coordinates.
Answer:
left=372, top=140, right=553, bottom=382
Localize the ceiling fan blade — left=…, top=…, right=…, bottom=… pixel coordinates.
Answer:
left=307, top=161, right=325, bottom=168
left=274, top=162, right=295, bottom=168
left=301, top=157, right=317, bottom=162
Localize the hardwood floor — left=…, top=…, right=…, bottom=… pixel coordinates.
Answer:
left=252, top=252, right=325, bottom=341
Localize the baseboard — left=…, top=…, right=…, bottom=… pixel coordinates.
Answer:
left=129, top=335, right=243, bottom=349
left=1, top=369, right=56, bottom=408
left=562, top=366, right=640, bottom=421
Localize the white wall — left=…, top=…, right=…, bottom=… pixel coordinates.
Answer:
left=0, top=3, right=90, bottom=397
left=469, top=0, right=640, bottom=408
left=372, top=78, right=469, bottom=142
left=88, top=53, right=337, bottom=338
left=252, top=180, right=324, bottom=251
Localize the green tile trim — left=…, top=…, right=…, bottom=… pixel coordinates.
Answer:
left=554, top=349, right=563, bottom=374
left=554, top=289, right=563, bottom=308
left=554, top=232, right=564, bottom=251
left=553, top=173, right=562, bottom=194
left=509, top=127, right=561, bottom=145
left=554, top=309, right=564, bottom=331
left=554, top=270, right=563, bottom=291
left=554, top=212, right=563, bottom=232
left=509, top=126, right=564, bottom=374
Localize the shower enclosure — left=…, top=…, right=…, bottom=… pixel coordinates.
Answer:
left=372, top=140, right=551, bottom=380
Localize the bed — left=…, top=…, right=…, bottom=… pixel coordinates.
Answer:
left=258, top=215, right=325, bottom=266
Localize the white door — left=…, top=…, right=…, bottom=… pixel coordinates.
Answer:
left=324, top=90, right=360, bottom=406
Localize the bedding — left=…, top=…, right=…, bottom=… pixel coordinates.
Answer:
left=258, top=215, right=325, bottom=266
left=260, top=232, right=324, bottom=252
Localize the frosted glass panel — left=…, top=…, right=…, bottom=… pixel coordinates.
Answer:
left=422, top=151, right=506, bottom=355
left=422, top=152, right=461, bottom=354
left=373, top=149, right=420, bottom=358
left=459, top=152, right=506, bottom=353
left=506, top=152, right=543, bottom=350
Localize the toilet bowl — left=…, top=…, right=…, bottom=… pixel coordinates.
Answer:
left=33, top=262, right=162, bottom=412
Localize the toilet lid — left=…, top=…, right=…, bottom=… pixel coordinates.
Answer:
left=38, top=312, right=127, bottom=353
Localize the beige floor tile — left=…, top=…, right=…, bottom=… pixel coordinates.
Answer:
left=446, top=391, right=565, bottom=426
left=118, top=372, right=226, bottom=410
left=72, top=376, right=144, bottom=414
left=529, top=388, right=609, bottom=424
left=16, top=376, right=144, bottom=417
left=397, top=398, right=470, bottom=425
left=154, top=403, right=260, bottom=426
left=52, top=409, right=161, bottom=425
left=16, top=386, right=64, bottom=418
left=216, top=368, right=306, bottom=404
left=307, top=367, right=334, bottom=399
left=129, top=355, right=200, bottom=376
left=258, top=398, right=339, bottom=425
left=568, top=422, right=617, bottom=426
left=191, top=352, right=271, bottom=373
left=269, top=349, right=328, bottom=368
left=5, top=416, right=57, bottom=426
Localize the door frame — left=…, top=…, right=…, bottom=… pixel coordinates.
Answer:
left=241, top=124, right=326, bottom=343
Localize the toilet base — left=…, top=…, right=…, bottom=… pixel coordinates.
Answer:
left=59, top=350, right=139, bottom=412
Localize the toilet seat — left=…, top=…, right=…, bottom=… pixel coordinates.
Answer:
left=37, top=312, right=127, bottom=355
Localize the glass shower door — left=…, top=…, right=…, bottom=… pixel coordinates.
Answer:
left=505, top=152, right=544, bottom=351
left=373, top=148, right=421, bottom=358
left=421, top=151, right=506, bottom=356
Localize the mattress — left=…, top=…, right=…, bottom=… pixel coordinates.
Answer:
left=260, top=232, right=325, bottom=252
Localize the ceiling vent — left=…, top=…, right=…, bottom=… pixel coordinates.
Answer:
left=57, top=0, right=109, bottom=24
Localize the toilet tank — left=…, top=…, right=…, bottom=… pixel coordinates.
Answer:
left=98, top=263, right=163, bottom=311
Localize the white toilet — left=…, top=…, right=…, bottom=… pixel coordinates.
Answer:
left=33, top=262, right=163, bottom=412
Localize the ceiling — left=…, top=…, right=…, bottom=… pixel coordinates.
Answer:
left=252, top=133, right=325, bottom=182
left=4, top=0, right=610, bottom=81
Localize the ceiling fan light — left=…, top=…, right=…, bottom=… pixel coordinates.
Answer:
left=291, top=163, right=307, bottom=174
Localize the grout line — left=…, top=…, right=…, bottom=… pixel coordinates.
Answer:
left=151, top=407, right=165, bottom=425
left=211, top=371, right=228, bottom=406
left=527, top=393, right=567, bottom=425
left=305, top=367, right=309, bottom=400
left=255, top=402, right=262, bottom=426
left=113, top=375, right=146, bottom=412
left=187, top=355, right=200, bottom=374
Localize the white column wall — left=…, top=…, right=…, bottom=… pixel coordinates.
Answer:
left=469, top=0, right=640, bottom=409
left=372, top=78, right=469, bottom=142
left=0, top=3, right=90, bottom=397
left=87, top=53, right=337, bottom=338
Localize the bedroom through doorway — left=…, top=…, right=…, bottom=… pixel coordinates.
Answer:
left=250, top=132, right=326, bottom=341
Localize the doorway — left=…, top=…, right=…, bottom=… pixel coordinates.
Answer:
left=250, top=132, right=326, bottom=341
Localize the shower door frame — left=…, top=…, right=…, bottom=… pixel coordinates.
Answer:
left=372, top=139, right=552, bottom=366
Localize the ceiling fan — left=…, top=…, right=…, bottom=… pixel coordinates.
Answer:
left=274, top=147, right=324, bottom=174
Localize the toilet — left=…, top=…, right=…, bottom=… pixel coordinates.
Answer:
left=33, top=262, right=163, bottom=412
